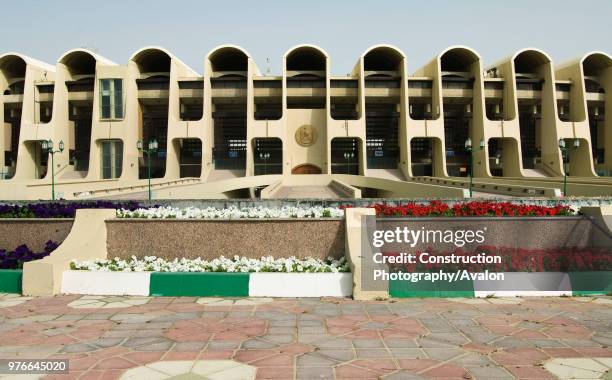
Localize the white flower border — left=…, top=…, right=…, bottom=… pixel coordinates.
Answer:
left=70, top=255, right=350, bottom=273
left=117, top=206, right=344, bottom=219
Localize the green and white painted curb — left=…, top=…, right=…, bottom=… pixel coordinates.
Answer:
left=0, top=269, right=23, bottom=294
left=61, top=271, right=353, bottom=297
left=390, top=271, right=612, bottom=298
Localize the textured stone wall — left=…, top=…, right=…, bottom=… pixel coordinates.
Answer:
left=0, top=220, right=73, bottom=251
left=106, top=219, right=345, bottom=260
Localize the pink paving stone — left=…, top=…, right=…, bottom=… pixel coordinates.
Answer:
left=345, top=329, right=380, bottom=339
left=352, top=359, right=397, bottom=373
left=279, top=343, right=314, bottom=354
left=486, top=325, right=522, bottom=335
left=199, top=350, right=234, bottom=360
left=100, top=369, right=125, bottom=380
left=239, top=326, right=267, bottom=336
left=542, top=347, right=584, bottom=358
left=163, top=351, right=200, bottom=360
left=335, top=364, right=385, bottom=379
left=165, top=329, right=211, bottom=342
left=214, top=331, right=249, bottom=340
left=462, top=342, right=497, bottom=354
left=234, top=349, right=279, bottom=363
left=93, top=357, right=137, bottom=370
left=69, top=356, right=100, bottom=371
left=421, top=363, right=470, bottom=378
left=512, top=329, right=548, bottom=339
left=398, top=359, right=440, bottom=372
left=543, top=316, right=583, bottom=325
left=328, top=326, right=358, bottom=335
left=505, top=365, right=555, bottom=379
left=577, top=348, right=612, bottom=357
left=546, top=325, right=592, bottom=339
left=380, top=328, right=421, bottom=339
left=122, top=351, right=165, bottom=365
left=256, top=366, right=294, bottom=379
left=250, top=353, right=294, bottom=367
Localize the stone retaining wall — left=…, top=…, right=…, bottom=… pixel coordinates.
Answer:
left=106, top=219, right=345, bottom=260
left=0, top=219, right=73, bottom=251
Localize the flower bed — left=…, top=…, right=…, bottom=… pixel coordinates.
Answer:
left=116, top=205, right=344, bottom=219
left=0, top=201, right=142, bottom=218
left=70, top=255, right=350, bottom=273
left=0, top=241, right=60, bottom=269
left=358, top=201, right=576, bottom=217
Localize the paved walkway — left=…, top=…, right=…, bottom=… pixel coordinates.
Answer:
left=0, top=294, right=611, bottom=379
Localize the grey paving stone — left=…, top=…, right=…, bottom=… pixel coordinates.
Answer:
left=314, top=337, right=352, bottom=349
left=122, top=337, right=168, bottom=348
left=467, top=365, right=514, bottom=379
left=43, top=327, right=76, bottom=336
left=389, top=348, right=427, bottom=359
left=91, top=338, right=124, bottom=348
left=561, top=339, right=602, bottom=347
left=423, top=348, right=464, bottom=361
left=297, top=353, right=339, bottom=367
left=267, top=326, right=296, bottom=334
left=207, top=340, right=241, bottom=349
left=82, top=313, right=115, bottom=320
left=493, top=337, right=535, bottom=348
left=299, top=333, right=329, bottom=344
left=419, top=318, right=456, bottom=332
left=61, top=343, right=98, bottom=353
left=134, top=340, right=174, bottom=351
left=418, top=333, right=467, bottom=348
left=317, top=349, right=355, bottom=362
left=592, top=334, right=612, bottom=346
left=352, top=338, right=385, bottom=348
left=356, top=349, right=392, bottom=358
left=270, top=319, right=297, bottom=327
left=297, top=366, right=334, bottom=379
left=298, top=326, right=326, bottom=334
left=452, top=352, right=495, bottom=366
left=242, top=338, right=278, bottom=349
left=385, top=338, right=418, bottom=348
left=530, top=339, right=566, bottom=348
left=261, top=334, right=294, bottom=344
left=173, top=342, right=207, bottom=351
left=298, top=320, right=324, bottom=327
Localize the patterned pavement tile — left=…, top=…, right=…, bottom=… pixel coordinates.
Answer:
left=0, top=295, right=609, bottom=379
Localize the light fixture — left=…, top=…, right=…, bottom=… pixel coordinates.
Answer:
left=48, top=139, right=54, bottom=151
left=466, top=104, right=472, bottom=114
left=594, top=107, right=599, bottom=117
left=558, top=139, right=566, bottom=149
left=533, top=104, right=538, bottom=115
left=573, top=139, right=580, bottom=148
left=41, top=140, right=48, bottom=151
left=494, top=103, right=500, bottom=114
left=425, top=103, right=431, bottom=114
left=559, top=105, right=565, bottom=115
left=409, top=105, right=413, bottom=114
left=464, top=137, right=472, bottom=150
left=58, top=140, right=64, bottom=152
left=136, top=140, right=143, bottom=150
left=479, top=138, right=485, bottom=150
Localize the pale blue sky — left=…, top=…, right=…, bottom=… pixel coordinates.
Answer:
left=2, top=0, right=610, bottom=75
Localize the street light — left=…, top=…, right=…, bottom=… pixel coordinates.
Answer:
left=259, top=152, right=270, bottom=175
left=464, top=137, right=485, bottom=197
left=137, top=139, right=158, bottom=200
left=559, top=139, right=580, bottom=197
left=344, top=152, right=355, bottom=174
left=41, top=139, right=64, bottom=201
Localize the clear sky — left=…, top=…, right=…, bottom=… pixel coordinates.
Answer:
left=2, top=0, right=610, bottom=75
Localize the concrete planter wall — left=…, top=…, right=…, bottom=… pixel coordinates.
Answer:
left=106, top=219, right=345, bottom=260
left=0, top=219, right=73, bottom=251
left=0, top=269, right=23, bottom=293
left=249, top=273, right=352, bottom=297
left=61, top=271, right=150, bottom=296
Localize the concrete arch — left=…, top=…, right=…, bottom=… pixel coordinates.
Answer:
left=362, top=44, right=406, bottom=73
left=438, top=45, right=481, bottom=72
left=512, top=48, right=552, bottom=73
left=207, top=45, right=251, bottom=73
left=130, top=46, right=173, bottom=73
left=58, top=49, right=99, bottom=77
left=581, top=51, right=612, bottom=76
left=0, top=52, right=55, bottom=73
left=0, top=54, right=27, bottom=80
left=284, top=44, right=329, bottom=73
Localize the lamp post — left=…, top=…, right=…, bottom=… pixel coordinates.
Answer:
left=41, top=139, right=64, bottom=201
left=559, top=139, right=580, bottom=197
left=259, top=152, right=270, bottom=175
left=464, top=137, right=485, bottom=197
left=344, top=152, right=355, bottom=174
left=137, top=139, right=159, bottom=200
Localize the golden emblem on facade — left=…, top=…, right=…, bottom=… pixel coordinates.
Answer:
left=295, top=125, right=317, bottom=147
